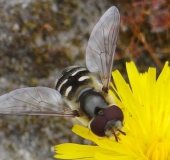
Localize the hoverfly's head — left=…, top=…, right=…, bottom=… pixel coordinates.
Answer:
left=89, top=105, right=126, bottom=141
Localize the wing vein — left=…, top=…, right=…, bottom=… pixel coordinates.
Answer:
left=86, top=6, right=120, bottom=91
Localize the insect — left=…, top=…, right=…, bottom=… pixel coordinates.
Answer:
left=0, top=6, right=125, bottom=141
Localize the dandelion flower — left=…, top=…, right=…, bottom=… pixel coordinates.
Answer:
left=55, top=61, right=170, bottom=160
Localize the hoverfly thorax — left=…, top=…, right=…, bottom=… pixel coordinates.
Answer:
left=78, top=89, right=108, bottom=118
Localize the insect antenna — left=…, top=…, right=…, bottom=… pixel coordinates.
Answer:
left=117, top=129, right=126, bottom=135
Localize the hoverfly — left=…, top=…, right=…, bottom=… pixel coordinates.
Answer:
left=0, top=6, right=125, bottom=141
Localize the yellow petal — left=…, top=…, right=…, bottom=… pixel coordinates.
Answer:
left=55, top=61, right=170, bottom=160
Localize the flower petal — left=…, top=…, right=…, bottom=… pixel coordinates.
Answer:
left=55, top=61, right=170, bottom=160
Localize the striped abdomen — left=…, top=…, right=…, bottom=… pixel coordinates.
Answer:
left=55, top=66, right=92, bottom=101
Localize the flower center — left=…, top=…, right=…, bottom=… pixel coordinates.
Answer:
left=146, top=138, right=170, bottom=160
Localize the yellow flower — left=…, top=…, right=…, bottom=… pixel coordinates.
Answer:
left=54, top=61, right=170, bottom=160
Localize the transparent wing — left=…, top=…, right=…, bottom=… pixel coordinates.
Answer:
left=86, top=6, right=120, bottom=92
left=0, top=87, right=76, bottom=116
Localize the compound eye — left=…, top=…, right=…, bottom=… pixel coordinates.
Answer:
left=90, top=116, right=107, bottom=137
left=104, top=105, right=124, bottom=122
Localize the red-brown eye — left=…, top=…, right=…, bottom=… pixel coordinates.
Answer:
left=90, top=114, right=107, bottom=137
left=90, top=105, right=124, bottom=137
left=104, top=105, right=124, bottom=122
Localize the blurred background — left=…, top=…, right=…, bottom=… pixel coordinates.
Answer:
left=0, top=0, right=169, bottom=159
